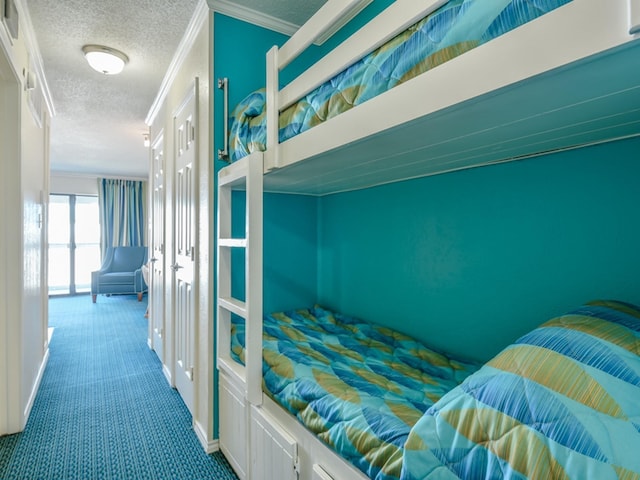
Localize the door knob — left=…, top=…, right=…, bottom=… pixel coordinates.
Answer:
left=171, top=263, right=183, bottom=271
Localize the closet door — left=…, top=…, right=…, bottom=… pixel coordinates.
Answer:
left=172, top=80, right=198, bottom=414
left=150, top=134, right=165, bottom=363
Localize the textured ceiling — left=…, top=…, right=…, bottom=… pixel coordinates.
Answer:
left=25, top=0, right=323, bottom=179
left=230, top=0, right=325, bottom=25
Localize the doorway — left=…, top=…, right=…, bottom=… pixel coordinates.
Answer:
left=48, top=194, right=101, bottom=296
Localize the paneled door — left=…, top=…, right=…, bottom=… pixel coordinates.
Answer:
left=150, top=134, right=165, bottom=364
left=172, top=80, right=198, bottom=414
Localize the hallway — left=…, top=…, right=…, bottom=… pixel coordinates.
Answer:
left=0, top=295, right=236, bottom=480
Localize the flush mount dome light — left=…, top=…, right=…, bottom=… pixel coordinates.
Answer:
left=82, top=45, right=129, bottom=75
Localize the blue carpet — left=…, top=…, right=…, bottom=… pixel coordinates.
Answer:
left=0, top=295, right=237, bottom=480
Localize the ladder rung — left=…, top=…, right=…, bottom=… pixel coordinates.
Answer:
left=219, top=238, right=247, bottom=248
left=218, top=159, right=248, bottom=187
left=219, top=297, right=247, bottom=318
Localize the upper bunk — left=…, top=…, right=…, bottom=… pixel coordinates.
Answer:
left=222, top=0, right=640, bottom=196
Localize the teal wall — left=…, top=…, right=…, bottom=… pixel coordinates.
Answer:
left=213, top=13, right=290, bottom=168
left=264, top=194, right=318, bottom=314
left=315, top=137, right=640, bottom=361
left=230, top=191, right=318, bottom=314
left=284, top=0, right=394, bottom=81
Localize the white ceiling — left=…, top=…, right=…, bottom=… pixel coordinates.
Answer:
left=24, top=0, right=323, bottom=179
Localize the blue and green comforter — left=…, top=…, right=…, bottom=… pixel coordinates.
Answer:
left=228, top=0, right=572, bottom=162
left=230, top=305, right=480, bottom=479
left=401, top=300, right=640, bottom=479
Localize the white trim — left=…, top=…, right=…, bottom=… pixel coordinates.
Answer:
left=314, top=0, right=373, bottom=46
left=13, top=0, right=55, bottom=117
left=207, top=0, right=372, bottom=46
left=0, top=3, right=19, bottom=81
left=194, top=419, right=220, bottom=453
left=207, top=0, right=298, bottom=37
left=629, top=0, right=640, bottom=34
left=162, top=363, right=172, bottom=386
left=0, top=51, right=23, bottom=436
left=145, top=0, right=209, bottom=126
left=278, top=0, right=372, bottom=69
left=22, top=347, right=49, bottom=422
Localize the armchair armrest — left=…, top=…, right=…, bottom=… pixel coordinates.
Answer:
left=134, top=267, right=147, bottom=292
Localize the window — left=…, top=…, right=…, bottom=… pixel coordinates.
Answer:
left=48, top=194, right=101, bottom=295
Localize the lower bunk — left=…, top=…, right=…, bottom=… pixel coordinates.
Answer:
left=217, top=300, right=640, bottom=479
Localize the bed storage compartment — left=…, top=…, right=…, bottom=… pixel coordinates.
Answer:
left=250, top=406, right=298, bottom=480
left=218, top=372, right=248, bottom=479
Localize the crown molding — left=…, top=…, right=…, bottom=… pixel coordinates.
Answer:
left=146, top=0, right=302, bottom=126
left=207, top=0, right=299, bottom=36
left=13, top=0, right=56, bottom=117
left=145, top=0, right=209, bottom=126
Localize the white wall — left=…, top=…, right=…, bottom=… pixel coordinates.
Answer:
left=49, top=173, right=147, bottom=196
left=0, top=37, right=23, bottom=436
left=147, top=2, right=214, bottom=451
left=50, top=174, right=99, bottom=196
left=0, top=0, right=52, bottom=435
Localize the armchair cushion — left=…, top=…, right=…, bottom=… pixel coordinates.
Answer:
left=91, top=246, right=148, bottom=302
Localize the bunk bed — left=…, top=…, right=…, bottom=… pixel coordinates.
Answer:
left=218, top=0, right=640, bottom=195
left=216, top=0, right=640, bottom=478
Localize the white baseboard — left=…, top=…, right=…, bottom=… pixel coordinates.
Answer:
left=162, top=364, right=172, bottom=386
left=23, top=346, right=49, bottom=426
left=194, top=418, right=219, bottom=453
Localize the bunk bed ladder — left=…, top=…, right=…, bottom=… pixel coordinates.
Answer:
left=217, top=153, right=264, bottom=480
left=217, top=153, right=264, bottom=405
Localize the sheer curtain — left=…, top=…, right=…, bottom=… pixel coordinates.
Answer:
left=98, top=178, right=147, bottom=255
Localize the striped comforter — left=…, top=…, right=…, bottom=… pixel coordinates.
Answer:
left=230, top=305, right=480, bottom=479
left=228, top=0, right=572, bottom=162
left=401, top=300, right=640, bottom=479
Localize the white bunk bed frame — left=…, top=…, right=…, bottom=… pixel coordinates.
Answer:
left=217, top=0, right=640, bottom=479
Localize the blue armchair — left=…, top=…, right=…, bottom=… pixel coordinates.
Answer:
left=91, top=246, right=148, bottom=303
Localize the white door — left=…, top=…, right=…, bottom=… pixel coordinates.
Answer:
left=150, top=135, right=165, bottom=363
left=172, top=81, right=198, bottom=413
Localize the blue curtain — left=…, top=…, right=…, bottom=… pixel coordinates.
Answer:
left=98, top=178, right=147, bottom=255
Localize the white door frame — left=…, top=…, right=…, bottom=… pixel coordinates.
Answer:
left=150, top=132, right=166, bottom=365
left=0, top=40, right=23, bottom=436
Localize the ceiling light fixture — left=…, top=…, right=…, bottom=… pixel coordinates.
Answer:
left=82, top=45, right=129, bottom=75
